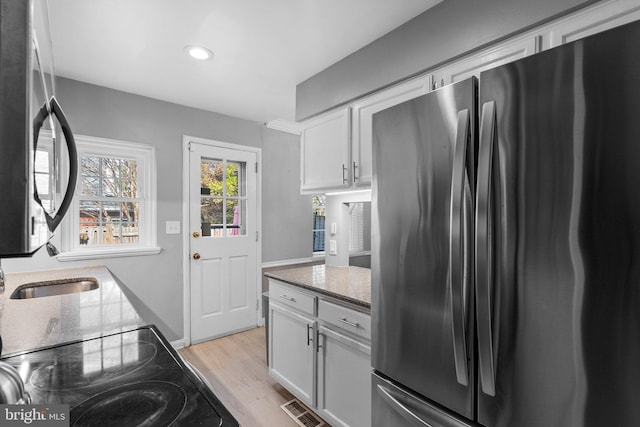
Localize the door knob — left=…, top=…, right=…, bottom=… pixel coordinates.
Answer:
left=193, top=253, right=201, bottom=260
left=193, top=231, right=200, bottom=238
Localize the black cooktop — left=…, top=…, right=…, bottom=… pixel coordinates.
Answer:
left=1, top=326, right=238, bottom=426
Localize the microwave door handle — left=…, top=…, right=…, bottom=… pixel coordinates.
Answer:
left=376, top=385, right=433, bottom=427
left=476, top=101, right=497, bottom=396
left=449, top=109, right=470, bottom=386
left=45, top=97, right=78, bottom=232
left=32, top=102, right=50, bottom=212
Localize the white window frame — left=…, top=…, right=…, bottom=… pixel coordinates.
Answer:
left=57, top=134, right=160, bottom=261
left=312, top=195, right=326, bottom=254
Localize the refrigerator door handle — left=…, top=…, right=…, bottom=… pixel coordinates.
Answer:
left=449, top=108, right=470, bottom=386
left=476, top=101, right=497, bottom=396
left=376, top=384, right=434, bottom=427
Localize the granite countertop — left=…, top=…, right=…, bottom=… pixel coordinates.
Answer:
left=0, top=265, right=144, bottom=357
left=264, top=264, right=371, bottom=309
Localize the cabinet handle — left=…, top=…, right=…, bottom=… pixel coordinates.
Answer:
left=278, top=294, right=296, bottom=302
left=307, top=324, right=313, bottom=346
left=317, top=330, right=323, bottom=353
left=342, top=163, right=349, bottom=184
left=353, top=161, right=359, bottom=182
left=339, top=317, right=359, bottom=328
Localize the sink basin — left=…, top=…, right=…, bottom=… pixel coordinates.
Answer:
left=10, top=277, right=99, bottom=300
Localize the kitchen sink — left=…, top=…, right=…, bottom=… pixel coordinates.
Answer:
left=10, top=277, right=99, bottom=299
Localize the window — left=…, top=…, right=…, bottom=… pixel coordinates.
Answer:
left=200, top=157, right=247, bottom=237
left=312, top=195, right=326, bottom=253
left=349, top=202, right=364, bottom=252
left=58, top=135, right=158, bottom=260
left=349, top=202, right=371, bottom=254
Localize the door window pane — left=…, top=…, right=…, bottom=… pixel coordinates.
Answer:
left=201, top=158, right=224, bottom=197
left=201, top=157, right=247, bottom=238
left=226, top=199, right=246, bottom=236
left=226, top=161, right=246, bottom=197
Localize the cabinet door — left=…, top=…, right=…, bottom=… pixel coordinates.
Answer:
left=351, top=76, right=430, bottom=187
left=433, top=35, right=539, bottom=88
left=269, top=302, right=316, bottom=407
left=544, top=0, right=640, bottom=48
left=317, top=326, right=371, bottom=427
left=300, top=107, right=351, bottom=193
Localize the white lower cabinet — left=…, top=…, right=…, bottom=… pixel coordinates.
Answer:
left=269, top=301, right=316, bottom=407
left=317, top=326, right=372, bottom=427
left=268, top=280, right=372, bottom=427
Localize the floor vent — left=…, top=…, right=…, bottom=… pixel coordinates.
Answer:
left=280, top=398, right=326, bottom=427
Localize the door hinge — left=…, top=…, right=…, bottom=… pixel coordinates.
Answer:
left=255, top=162, right=258, bottom=173
left=256, top=299, right=259, bottom=310
left=255, top=231, right=259, bottom=242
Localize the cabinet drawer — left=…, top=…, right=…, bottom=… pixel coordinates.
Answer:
left=269, top=280, right=316, bottom=316
left=318, top=299, right=371, bottom=340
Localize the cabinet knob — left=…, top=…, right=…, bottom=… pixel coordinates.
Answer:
left=193, top=253, right=201, bottom=260
left=193, top=231, right=200, bottom=238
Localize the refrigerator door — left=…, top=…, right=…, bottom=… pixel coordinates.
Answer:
left=372, top=78, right=477, bottom=418
left=372, top=372, right=474, bottom=427
left=477, top=21, right=640, bottom=427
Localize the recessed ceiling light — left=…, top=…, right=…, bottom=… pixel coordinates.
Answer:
left=184, top=45, right=214, bottom=61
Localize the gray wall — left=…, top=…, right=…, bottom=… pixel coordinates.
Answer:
left=262, top=131, right=313, bottom=262
left=324, top=192, right=371, bottom=268
left=3, top=77, right=310, bottom=341
left=296, top=0, right=600, bottom=120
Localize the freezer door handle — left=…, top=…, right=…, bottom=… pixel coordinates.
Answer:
left=476, top=101, right=497, bottom=396
left=449, top=109, right=471, bottom=386
left=377, top=384, right=433, bottom=427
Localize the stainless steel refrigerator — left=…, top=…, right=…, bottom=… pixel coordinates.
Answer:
left=371, top=20, right=640, bottom=427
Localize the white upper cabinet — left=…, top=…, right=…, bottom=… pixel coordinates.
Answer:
left=351, top=75, right=431, bottom=187
left=300, top=107, right=351, bottom=194
left=543, top=0, right=640, bottom=48
left=298, top=0, right=640, bottom=195
left=432, top=34, right=539, bottom=88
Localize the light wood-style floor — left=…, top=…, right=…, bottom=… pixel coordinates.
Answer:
left=179, top=327, right=305, bottom=427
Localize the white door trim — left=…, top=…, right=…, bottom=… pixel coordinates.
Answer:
left=181, top=135, right=262, bottom=347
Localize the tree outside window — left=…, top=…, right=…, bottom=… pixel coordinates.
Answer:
left=79, top=155, right=140, bottom=246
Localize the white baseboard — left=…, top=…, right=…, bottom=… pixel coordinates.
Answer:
left=171, top=338, right=186, bottom=349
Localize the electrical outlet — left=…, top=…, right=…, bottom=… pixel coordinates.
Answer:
left=329, top=239, right=337, bottom=255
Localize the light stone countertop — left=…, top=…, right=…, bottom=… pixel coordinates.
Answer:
left=0, top=266, right=145, bottom=357
left=264, top=264, right=371, bottom=309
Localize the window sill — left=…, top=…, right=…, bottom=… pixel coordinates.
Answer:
left=56, top=246, right=162, bottom=262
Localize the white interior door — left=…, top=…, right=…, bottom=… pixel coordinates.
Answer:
left=189, top=141, right=258, bottom=342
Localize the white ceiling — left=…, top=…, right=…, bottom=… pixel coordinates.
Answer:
left=48, top=0, right=441, bottom=124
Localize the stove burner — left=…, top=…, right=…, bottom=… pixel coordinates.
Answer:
left=30, top=340, right=157, bottom=391
left=70, top=381, right=187, bottom=427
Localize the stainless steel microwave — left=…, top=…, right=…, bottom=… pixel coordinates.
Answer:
left=0, top=0, right=77, bottom=257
